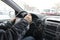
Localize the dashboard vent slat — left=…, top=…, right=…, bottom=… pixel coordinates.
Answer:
left=47, top=20, right=60, bottom=23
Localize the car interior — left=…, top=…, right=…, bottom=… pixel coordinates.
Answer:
left=0, top=0, right=60, bottom=40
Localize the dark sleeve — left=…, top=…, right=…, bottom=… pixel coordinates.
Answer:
left=11, top=18, right=30, bottom=39
left=0, top=18, right=30, bottom=40
left=13, top=18, right=29, bottom=33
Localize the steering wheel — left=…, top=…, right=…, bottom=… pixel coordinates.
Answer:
left=16, top=11, right=28, bottom=18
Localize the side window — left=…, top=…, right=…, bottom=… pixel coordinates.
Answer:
left=0, top=1, right=15, bottom=20
left=0, top=1, right=14, bottom=11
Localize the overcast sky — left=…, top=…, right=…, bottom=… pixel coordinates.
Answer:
left=13, top=0, right=60, bottom=9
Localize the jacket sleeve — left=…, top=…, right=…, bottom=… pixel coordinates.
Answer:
left=14, top=18, right=29, bottom=34
left=0, top=18, right=30, bottom=40
left=11, top=18, right=30, bottom=39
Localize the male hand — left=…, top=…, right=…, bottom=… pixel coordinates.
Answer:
left=24, top=14, right=32, bottom=23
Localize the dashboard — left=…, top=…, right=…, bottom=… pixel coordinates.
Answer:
left=25, top=13, right=60, bottom=40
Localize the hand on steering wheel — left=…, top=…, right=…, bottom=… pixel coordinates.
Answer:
left=24, top=14, right=32, bottom=24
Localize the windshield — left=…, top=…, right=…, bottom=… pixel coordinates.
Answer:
left=0, top=0, right=60, bottom=16
left=13, top=0, right=60, bottom=16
